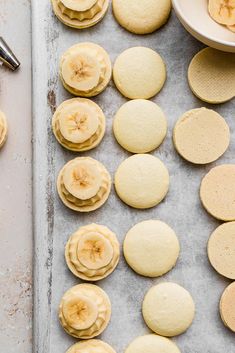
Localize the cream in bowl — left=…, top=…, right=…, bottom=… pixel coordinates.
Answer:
left=172, top=0, right=235, bottom=53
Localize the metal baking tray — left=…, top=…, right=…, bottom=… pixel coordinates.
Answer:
left=32, top=1, right=235, bottom=352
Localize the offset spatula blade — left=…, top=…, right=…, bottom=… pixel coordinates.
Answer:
left=0, top=37, right=20, bottom=71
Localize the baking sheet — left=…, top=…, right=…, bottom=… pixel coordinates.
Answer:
left=32, top=1, right=235, bottom=352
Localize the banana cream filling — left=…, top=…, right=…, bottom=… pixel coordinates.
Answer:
left=60, top=158, right=110, bottom=208
left=59, top=285, right=110, bottom=338
left=54, top=101, right=104, bottom=150
left=66, top=224, right=120, bottom=279
left=61, top=46, right=106, bottom=95
left=0, top=113, right=7, bottom=147
left=58, top=0, right=105, bottom=21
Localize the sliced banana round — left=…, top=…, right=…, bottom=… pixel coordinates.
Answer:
left=66, top=340, right=116, bottom=353
left=60, top=43, right=112, bottom=97
left=0, top=110, right=8, bottom=149
left=59, top=284, right=111, bottom=339
left=209, top=0, right=235, bottom=26
left=57, top=157, right=111, bottom=212
left=52, top=0, right=109, bottom=29
left=65, top=223, right=120, bottom=281
left=52, top=98, right=106, bottom=152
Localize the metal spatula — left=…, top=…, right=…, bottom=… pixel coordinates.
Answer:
left=0, top=37, right=20, bottom=71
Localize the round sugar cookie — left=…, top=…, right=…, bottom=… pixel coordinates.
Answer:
left=113, top=100, right=167, bottom=153
left=125, top=335, right=181, bottom=353
left=52, top=0, right=110, bottom=29
left=173, top=108, right=230, bottom=164
left=220, top=282, right=235, bottom=333
left=208, top=222, right=235, bottom=279
left=188, top=47, right=235, bottom=104
left=112, top=0, right=171, bottom=34
left=113, top=47, right=166, bottom=99
left=0, top=110, right=8, bottom=149
left=123, top=220, right=180, bottom=277
left=200, top=164, right=235, bottom=221
left=142, top=283, right=195, bottom=337
left=66, top=340, right=116, bottom=353
left=114, top=154, right=169, bottom=209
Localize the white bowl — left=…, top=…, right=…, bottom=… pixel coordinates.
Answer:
left=172, top=0, right=235, bottom=53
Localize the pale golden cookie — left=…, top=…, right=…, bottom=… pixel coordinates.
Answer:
left=65, top=223, right=120, bottom=281
left=57, top=157, right=111, bottom=212
left=173, top=108, right=230, bottom=164
left=60, top=42, right=112, bottom=97
left=59, top=284, right=111, bottom=339
left=142, top=283, right=195, bottom=337
left=125, top=335, right=181, bottom=353
left=52, top=98, right=106, bottom=152
left=220, top=282, right=235, bottom=332
left=52, top=0, right=109, bottom=29
left=209, top=0, right=235, bottom=26
left=115, top=154, right=169, bottom=209
left=113, top=100, right=167, bottom=154
left=113, top=47, right=166, bottom=99
left=188, top=47, right=235, bottom=104
left=208, top=222, right=235, bottom=279
left=200, top=164, right=235, bottom=221
left=66, top=340, right=116, bottom=353
left=0, top=110, right=8, bottom=149
left=112, top=0, right=171, bottom=34
left=123, top=220, right=180, bottom=277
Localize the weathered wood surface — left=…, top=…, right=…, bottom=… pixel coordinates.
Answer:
left=33, top=1, right=235, bottom=353
left=0, top=1, right=32, bottom=352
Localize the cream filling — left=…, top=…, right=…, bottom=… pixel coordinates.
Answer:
left=58, top=0, right=105, bottom=21
left=67, top=225, right=119, bottom=278
left=54, top=115, right=103, bottom=150
left=60, top=167, right=109, bottom=207
left=60, top=288, right=108, bottom=338
left=61, top=47, right=107, bottom=95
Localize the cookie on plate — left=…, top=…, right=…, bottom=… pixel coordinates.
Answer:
left=124, top=220, right=180, bottom=277
left=125, top=335, right=181, bottom=353
left=0, top=110, right=8, bottom=149
left=113, top=47, right=166, bottom=99
left=188, top=47, right=235, bottom=104
left=57, top=157, right=111, bottom=212
left=52, top=0, right=110, bottom=29
left=52, top=98, right=106, bottom=152
left=60, top=42, right=112, bottom=97
left=59, top=284, right=111, bottom=339
left=142, top=282, right=195, bottom=337
left=115, top=154, right=169, bottom=209
left=200, top=164, right=235, bottom=221
left=113, top=99, right=167, bottom=153
left=173, top=107, right=230, bottom=164
left=65, top=223, right=120, bottom=281
left=112, top=0, right=171, bottom=34
left=66, top=340, right=116, bottom=353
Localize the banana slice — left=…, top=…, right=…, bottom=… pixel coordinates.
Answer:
left=57, top=157, right=111, bottom=212
left=52, top=98, right=106, bottom=152
left=0, top=110, right=8, bottom=149
left=60, top=43, right=112, bottom=97
left=78, top=232, right=114, bottom=270
left=63, top=159, right=102, bottom=200
left=52, top=0, right=109, bottom=29
left=209, top=0, right=235, bottom=25
left=66, top=340, right=117, bottom=353
left=60, top=0, right=97, bottom=12
left=65, top=223, right=120, bottom=280
left=62, top=294, right=98, bottom=330
left=59, top=284, right=111, bottom=339
left=59, top=104, right=99, bottom=144
left=62, top=51, right=101, bottom=93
